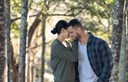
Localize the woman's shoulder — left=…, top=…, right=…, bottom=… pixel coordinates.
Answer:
left=51, top=39, right=63, bottom=49
left=51, top=39, right=58, bottom=46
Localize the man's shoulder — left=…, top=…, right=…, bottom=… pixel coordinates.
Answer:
left=91, top=33, right=107, bottom=44
left=94, top=36, right=105, bottom=41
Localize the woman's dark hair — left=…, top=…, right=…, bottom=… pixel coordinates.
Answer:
left=51, top=20, right=69, bottom=35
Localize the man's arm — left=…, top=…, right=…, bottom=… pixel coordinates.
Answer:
left=97, top=41, right=113, bottom=82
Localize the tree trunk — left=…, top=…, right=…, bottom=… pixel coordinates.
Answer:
left=12, top=55, right=18, bottom=82
left=118, top=0, right=127, bottom=82
left=0, top=0, right=6, bottom=82
left=126, top=1, right=128, bottom=82
left=126, top=32, right=128, bottom=77
left=31, top=66, right=35, bottom=82
left=5, top=0, right=12, bottom=81
left=126, top=33, right=128, bottom=82
left=11, top=43, right=18, bottom=82
left=111, top=0, right=124, bottom=81
left=28, top=16, right=41, bottom=47
left=18, top=0, right=28, bottom=82
left=41, top=15, right=46, bottom=82
left=27, top=14, right=41, bottom=82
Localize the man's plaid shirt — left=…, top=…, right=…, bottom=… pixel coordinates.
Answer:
left=75, top=32, right=113, bottom=82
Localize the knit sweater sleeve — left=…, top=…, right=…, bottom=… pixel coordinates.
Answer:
left=51, top=40, right=78, bottom=62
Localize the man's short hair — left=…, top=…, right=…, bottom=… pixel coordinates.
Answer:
left=68, top=19, right=83, bottom=29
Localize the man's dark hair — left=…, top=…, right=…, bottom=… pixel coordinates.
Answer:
left=68, top=19, right=84, bottom=29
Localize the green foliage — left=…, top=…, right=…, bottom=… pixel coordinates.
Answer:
left=11, top=22, right=20, bottom=38
left=10, top=0, right=21, bottom=17
left=105, top=0, right=114, bottom=4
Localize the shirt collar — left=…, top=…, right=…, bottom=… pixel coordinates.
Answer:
left=87, top=32, right=94, bottom=45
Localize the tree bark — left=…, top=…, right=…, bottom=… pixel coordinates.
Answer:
left=31, top=66, right=34, bottom=82
left=28, top=17, right=41, bottom=47
left=12, top=61, right=18, bottom=82
left=126, top=33, right=128, bottom=82
left=27, top=13, right=41, bottom=82
left=11, top=44, right=18, bottom=82
left=41, top=15, right=46, bottom=82
left=18, top=0, right=28, bottom=82
left=111, top=0, right=124, bottom=81
left=0, top=0, right=6, bottom=82
left=126, top=1, right=128, bottom=82
left=5, top=0, right=12, bottom=81
left=118, top=0, right=127, bottom=82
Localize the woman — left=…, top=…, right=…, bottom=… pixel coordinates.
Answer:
left=50, top=20, right=78, bottom=82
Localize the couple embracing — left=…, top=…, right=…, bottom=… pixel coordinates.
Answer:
left=50, top=19, right=113, bottom=82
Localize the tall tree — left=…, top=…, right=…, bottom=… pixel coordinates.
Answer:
left=125, top=1, right=128, bottom=81
left=41, top=0, right=47, bottom=82
left=41, top=14, right=46, bottom=82
left=111, top=0, right=124, bottom=81
left=5, top=0, right=12, bottom=81
left=18, top=0, right=28, bottom=82
left=0, top=0, right=6, bottom=82
left=27, top=14, right=41, bottom=82
left=118, top=0, right=127, bottom=82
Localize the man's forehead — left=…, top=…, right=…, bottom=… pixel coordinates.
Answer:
left=68, top=26, right=76, bottom=30
left=68, top=26, right=72, bottom=29
left=67, top=27, right=73, bottom=32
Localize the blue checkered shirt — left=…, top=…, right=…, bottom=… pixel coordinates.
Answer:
left=75, top=32, right=113, bottom=82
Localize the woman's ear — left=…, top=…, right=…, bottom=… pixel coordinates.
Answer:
left=61, top=28, right=65, bottom=33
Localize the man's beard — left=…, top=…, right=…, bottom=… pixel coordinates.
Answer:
left=73, top=34, right=80, bottom=40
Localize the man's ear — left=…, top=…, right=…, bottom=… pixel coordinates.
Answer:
left=76, top=27, right=81, bottom=33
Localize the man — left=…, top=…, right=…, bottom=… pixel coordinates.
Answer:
left=68, top=19, right=113, bottom=82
